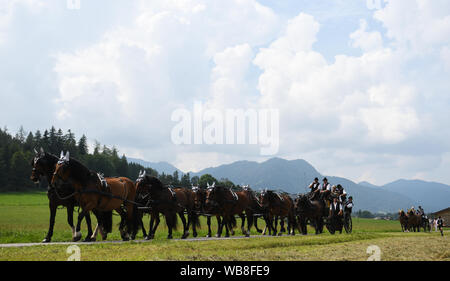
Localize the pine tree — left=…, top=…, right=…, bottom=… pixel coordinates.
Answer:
left=78, top=135, right=88, bottom=156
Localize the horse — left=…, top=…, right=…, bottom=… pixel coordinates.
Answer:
left=406, top=209, right=421, bottom=232
left=204, top=183, right=252, bottom=237
left=135, top=171, right=190, bottom=239
left=242, top=185, right=266, bottom=234
left=259, top=189, right=296, bottom=236
left=294, top=193, right=324, bottom=235
left=191, top=184, right=224, bottom=238
left=30, top=148, right=94, bottom=242
left=51, top=151, right=137, bottom=241
left=399, top=209, right=409, bottom=232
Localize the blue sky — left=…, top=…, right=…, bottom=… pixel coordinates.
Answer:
left=1, top=0, right=450, bottom=186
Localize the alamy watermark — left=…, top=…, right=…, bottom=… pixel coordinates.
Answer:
left=171, top=102, right=279, bottom=155
left=66, top=245, right=81, bottom=261
left=366, top=0, right=382, bottom=10
left=67, top=0, right=81, bottom=10
left=366, top=245, right=381, bottom=261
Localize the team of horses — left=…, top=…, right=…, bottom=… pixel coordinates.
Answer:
left=398, top=209, right=430, bottom=232
left=31, top=149, right=348, bottom=242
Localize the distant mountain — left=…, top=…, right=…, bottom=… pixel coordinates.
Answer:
left=190, top=157, right=423, bottom=213
left=380, top=179, right=450, bottom=212
left=126, top=157, right=182, bottom=175
left=358, top=181, right=380, bottom=189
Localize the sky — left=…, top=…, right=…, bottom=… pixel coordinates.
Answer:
left=1, top=0, right=450, bottom=186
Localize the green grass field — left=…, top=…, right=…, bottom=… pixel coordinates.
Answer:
left=0, top=192, right=448, bottom=261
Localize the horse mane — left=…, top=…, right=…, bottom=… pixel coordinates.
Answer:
left=144, top=175, right=165, bottom=189
left=65, top=157, right=96, bottom=186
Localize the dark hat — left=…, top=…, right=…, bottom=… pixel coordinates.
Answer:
left=349, top=196, right=353, bottom=199
left=323, top=177, right=328, bottom=181
left=314, top=177, right=319, bottom=181
left=337, top=184, right=342, bottom=188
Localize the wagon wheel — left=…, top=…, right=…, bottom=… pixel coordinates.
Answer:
left=344, top=214, right=352, bottom=234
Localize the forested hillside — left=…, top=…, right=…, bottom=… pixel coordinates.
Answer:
left=0, top=126, right=206, bottom=191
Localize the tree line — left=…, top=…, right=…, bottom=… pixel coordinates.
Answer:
left=0, top=126, right=236, bottom=191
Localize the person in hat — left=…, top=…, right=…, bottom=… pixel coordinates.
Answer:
left=308, top=177, right=320, bottom=199
left=344, top=196, right=353, bottom=213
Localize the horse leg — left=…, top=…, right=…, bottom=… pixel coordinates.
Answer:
left=246, top=213, right=253, bottom=237
left=115, top=207, right=130, bottom=241
left=140, top=214, right=148, bottom=239
left=43, top=203, right=57, bottom=243
left=254, top=215, right=263, bottom=233
left=216, top=216, right=223, bottom=238
left=224, top=216, right=231, bottom=237
left=147, top=212, right=155, bottom=240
left=206, top=216, right=212, bottom=238
left=190, top=212, right=198, bottom=238
left=152, top=213, right=161, bottom=238
left=273, top=216, right=278, bottom=236
left=279, top=217, right=285, bottom=236
left=66, top=204, right=76, bottom=241
left=73, top=209, right=84, bottom=242
left=240, top=214, right=247, bottom=236
left=179, top=211, right=189, bottom=239
left=166, top=212, right=176, bottom=239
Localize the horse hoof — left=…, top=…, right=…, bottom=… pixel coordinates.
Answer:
left=83, top=237, right=93, bottom=242
left=257, top=230, right=262, bottom=233
left=145, top=236, right=153, bottom=240
left=42, top=238, right=51, bottom=243
left=122, top=237, right=129, bottom=242
left=215, top=234, right=221, bottom=238
left=72, top=236, right=81, bottom=242
left=245, top=233, right=250, bottom=238
left=206, top=234, right=211, bottom=238
left=167, top=235, right=173, bottom=239
left=193, top=232, right=198, bottom=238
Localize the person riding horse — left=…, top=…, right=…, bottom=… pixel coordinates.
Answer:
left=308, top=177, right=321, bottom=200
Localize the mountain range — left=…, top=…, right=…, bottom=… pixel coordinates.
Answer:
left=128, top=157, right=449, bottom=213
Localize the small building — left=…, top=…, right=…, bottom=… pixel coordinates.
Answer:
left=432, top=207, right=450, bottom=227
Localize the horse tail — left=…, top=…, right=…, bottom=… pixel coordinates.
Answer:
left=98, top=210, right=113, bottom=233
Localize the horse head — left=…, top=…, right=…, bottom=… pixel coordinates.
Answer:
left=30, top=147, right=56, bottom=183
left=51, top=151, right=71, bottom=188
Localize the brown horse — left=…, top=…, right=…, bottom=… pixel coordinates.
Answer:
left=135, top=172, right=191, bottom=239
left=51, top=151, right=137, bottom=241
left=204, top=183, right=253, bottom=237
left=399, top=210, right=409, bottom=232
left=192, top=184, right=224, bottom=238
left=259, top=189, right=296, bottom=236
left=294, top=193, right=324, bottom=235
left=30, top=148, right=94, bottom=242
left=407, top=209, right=421, bottom=232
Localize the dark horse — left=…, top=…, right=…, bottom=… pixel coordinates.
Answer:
left=294, top=193, right=324, bottom=235
left=407, top=209, right=421, bottom=232
left=192, top=184, right=224, bottom=238
left=30, top=148, right=93, bottom=242
left=51, top=151, right=137, bottom=241
left=135, top=172, right=191, bottom=239
left=259, top=190, right=296, bottom=236
left=204, top=184, right=253, bottom=237
left=399, top=209, right=409, bottom=232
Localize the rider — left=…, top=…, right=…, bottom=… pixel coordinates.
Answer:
left=333, top=184, right=347, bottom=203
left=320, top=178, right=332, bottom=214
left=308, top=177, right=320, bottom=199
left=418, top=206, right=425, bottom=216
